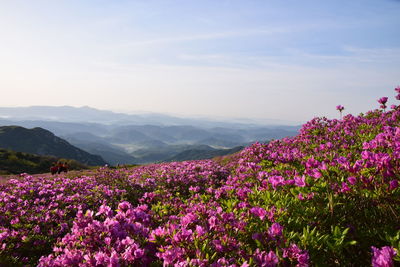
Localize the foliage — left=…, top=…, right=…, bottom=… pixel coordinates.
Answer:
left=0, top=148, right=87, bottom=175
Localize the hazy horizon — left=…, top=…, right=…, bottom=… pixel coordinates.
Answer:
left=1, top=0, right=399, bottom=123
left=0, top=105, right=302, bottom=126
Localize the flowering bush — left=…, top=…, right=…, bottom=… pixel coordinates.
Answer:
left=0, top=87, right=399, bottom=266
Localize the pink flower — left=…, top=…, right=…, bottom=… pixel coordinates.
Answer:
left=347, top=176, right=357, bottom=185
left=340, top=182, right=350, bottom=193
left=268, top=222, right=283, bottom=238
left=336, top=105, right=344, bottom=112
left=268, top=176, right=285, bottom=189
left=195, top=225, right=206, bottom=237
left=254, top=249, right=279, bottom=267
left=180, top=212, right=197, bottom=226
left=378, top=97, right=388, bottom=110
left=371, top=246, right=396, bottom=267
left=294, top=176, right=306, bottom=187
left=119, top=201, right=132, bottom=211
left=250, top=207, right=267, bottom=220
left=378, top=97, right=388, bottom=105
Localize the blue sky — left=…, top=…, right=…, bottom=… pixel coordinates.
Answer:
left=0, top=0, right=399, bottom=124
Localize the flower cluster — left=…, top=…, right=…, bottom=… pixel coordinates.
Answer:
left=0, top=174, right=126, bottom=265
left=378, top=97, right=388, bottom=110
left=395, top=86, right=400, bottom=101
left=38, top=201, right=153, bottom=266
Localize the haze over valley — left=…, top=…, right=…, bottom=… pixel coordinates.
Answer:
left=0, top=106, right=299, bottom=165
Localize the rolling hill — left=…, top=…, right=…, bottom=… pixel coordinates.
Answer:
left=0, top=126, right=107, bottom=166
left=0, top=148, right=87, bottom=175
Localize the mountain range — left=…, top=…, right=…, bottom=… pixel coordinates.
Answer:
left=0, top=106, right=300, bottom=164
left=0, top=126, right=106, bottom=166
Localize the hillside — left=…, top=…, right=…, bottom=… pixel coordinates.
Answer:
left=0, top=148, right=87, bottom=175
left=0, top=89, right=399, bottom=266
left=0, top=126, right=107, bottom=166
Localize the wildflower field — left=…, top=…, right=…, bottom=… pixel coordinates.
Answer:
left=1, top=89, right=400, bottom=266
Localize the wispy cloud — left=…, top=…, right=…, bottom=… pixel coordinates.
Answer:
left=118, top=27, right=290, bottom=47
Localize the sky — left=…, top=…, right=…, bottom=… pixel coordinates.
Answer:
left=0, top=0, right=399, bottom=124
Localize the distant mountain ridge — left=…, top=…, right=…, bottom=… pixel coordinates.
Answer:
left=0, top=126, right=107, bottom=166
left=0, top=105, right=300, bottom=127
left=0, top=106, right=301, bottom=164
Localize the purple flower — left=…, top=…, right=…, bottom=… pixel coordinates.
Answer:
left=208, top=216, right=218, bottom=230
left=294, top=176, right=306, bottom=187
left=340, top=182, right=350, bottom=193
left=250, top=207, right=267, bottom=220
left=94, top=252, right=109, bottom=265
left=283, top=244, right=309, bottom=267
left=388, top=180, right=399, bottom=191
left=371, top=246, right=397, bottom=267
left=378, top=97, right=388, bottom=105
left=195, top=225, right=206, bottom=237
left=268, top=223, right=283, bottom=238
left=347, top=176, right=357, bottom=185
left=180, top=212, right=197, bottom=226
left=336, top=105, right=344, bottom=112
left=158, top=247, right=185, bottom=266
left=134, top=248, right=144, bottom=259
left=96, top=204, right=113, bottom=217
left=254, top=249, right=279, bottom=267
left=297, top=252, right=310, bottom=267
left=118, top=201, right=131, bottom=212
left=336, top=105, right=345, bottom=119
left=269, top=176, right=285, bottom=189
left=378, top=97, right=388, bottom=110
left=212, top=239, right=224, bottom=252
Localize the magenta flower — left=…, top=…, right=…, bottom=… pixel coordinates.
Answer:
left=371, top=246, right=397, bottom=267
left=250, top=207, right=267, bottom=220
left=340, top=182, right=350, bottom=193
left=294, top=176, right=306, bottom=187
left=283, top=244, right=310, bottom=267
left=378, top=97, right=388, bottom=110
left=336, top=105, right=344, bottom=112
left=195, top=225, right=206, bottom=237
left=378, top=97, right=388, bottom=105
left=388, top=180, right=398, bottom=191
left=118, top=201, right=131, bottom=211
left=347, top=176, right=357, bottom=185
left=254, top=249, right=279, bottom=267
left=395, top=86, right=400, bottom=100
left=336, top=105, right=345, bottom=119
left=268, top=176, right=285, bottom=189
left=268, top=222, right=283, bottom=238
